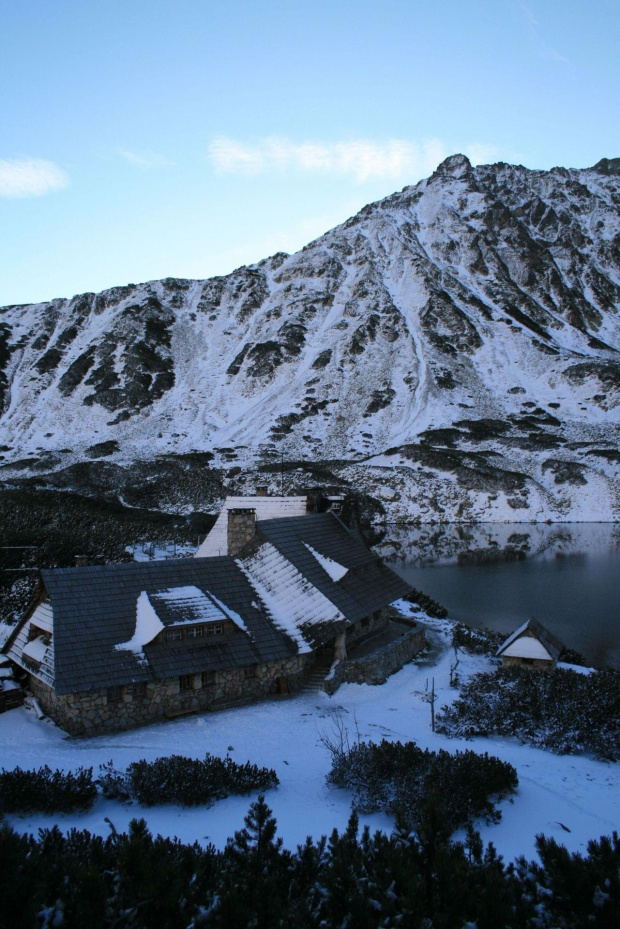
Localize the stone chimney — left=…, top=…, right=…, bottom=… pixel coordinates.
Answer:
left=227, top=508, right=256, bottom=555
left=305, top=488, right=323, bottom=513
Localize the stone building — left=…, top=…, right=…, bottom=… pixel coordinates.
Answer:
left=4, top=510, right=415, bottom=735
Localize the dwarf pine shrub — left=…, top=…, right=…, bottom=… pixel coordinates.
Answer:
left=437, top=666, right=620, bottom=760
left=127, top=753, right=279, bottom=806
left=404, top=588, right=448, bottom=618
left=0, top=764, right=97, bottom=813
left=327, top=739, right=517, bottom=834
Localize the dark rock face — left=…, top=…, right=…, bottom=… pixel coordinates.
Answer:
left=1, top=154, right=620, bottom=521
left=0, top=323, right=11, bottom=412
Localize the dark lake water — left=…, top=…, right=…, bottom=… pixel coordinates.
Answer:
left=386, top=523, right=620, bottom=670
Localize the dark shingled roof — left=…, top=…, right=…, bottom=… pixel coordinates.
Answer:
left=32, top=513, right=411, bottom=696
left=497, top=617, right=564, bottom=661
left=43, top=557, right=295, bottom=695
left=250, top=512, right=411, bottom=624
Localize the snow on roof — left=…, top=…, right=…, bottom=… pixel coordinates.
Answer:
left=501, top=637, right=553, bottom=660
left=6, top=614, right=55, bottom=687
left=206, top=590, right=250, bottom=635
left=151, top=585, right=228, bottom=626
left=115, top=587, right=251, bottom=658
left=302, top=542, right=348, bottom=582
left=29, top=601, right=53, bottom=634
left=497, top=619, right=530, bottom=655
left=115, top=591, right=165, bottom=657
left=237, top=542, right=344, bottom=653
left=497, top=617, right=563, bottom=660
left=22, top=636, right=50, bottom=665
left=195, top=496, right=307, bottom=557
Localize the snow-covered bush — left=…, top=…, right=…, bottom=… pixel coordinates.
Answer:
left=437, top=667, right=620, bottom=760
left=327, top=739, right=517, bottom=834
left=0, top=764, right=96, bottom=813
left=126, top=753, right=279, bottom=806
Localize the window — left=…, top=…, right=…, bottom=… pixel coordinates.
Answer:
left=187, top=626, right=203, bottom=639
left=179, top=674, right=194, bottom=692
left=201, top=670, right=216, bottom=687
left=107, top=686, right=123, bottom=702
left=243, top=665, right=256, bottom=680
left=361, top=617, right=370, bottom=628
left=167, top=629, right=183, bottom=642
left=205, top=623, right=224, bottom=636
left=128, top=682, right=147, bottom=697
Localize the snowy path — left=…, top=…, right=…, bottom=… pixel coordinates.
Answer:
left=1, top=604, right=619, bottom=862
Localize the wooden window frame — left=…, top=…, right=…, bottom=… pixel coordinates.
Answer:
left=205, top=623, right=224, bottom=637
left=179, top=674, right=194, bottom=692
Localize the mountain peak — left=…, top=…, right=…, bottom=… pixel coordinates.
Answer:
left=2, top=156, right=620, bottom=525
left=430, top=153, right=473, bottom=181
left=591, top=157, right=620, bottom=176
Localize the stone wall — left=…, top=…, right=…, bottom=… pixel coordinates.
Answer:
left=324, top=623, right=426, bottom=694
left=346, top=607, right=389, bottom=649
left=502, top=656, right=555, bottom=672
left=29, top=654, right=307, bottom=737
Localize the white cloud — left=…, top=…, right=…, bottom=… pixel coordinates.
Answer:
left=118, top=149, right=176, bottom=169
left=208, top=136, right=500, bottom=183
left=0, top=158, right=68, bottom=198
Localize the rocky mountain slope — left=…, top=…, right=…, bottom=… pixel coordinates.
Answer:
left=2, top=154, right=620, bottom=523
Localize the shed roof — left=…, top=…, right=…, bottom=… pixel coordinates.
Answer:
left=497, top=617, right=564, bottom=661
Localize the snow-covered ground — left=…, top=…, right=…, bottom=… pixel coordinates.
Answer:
left=1, top=602, right=619, bottom=864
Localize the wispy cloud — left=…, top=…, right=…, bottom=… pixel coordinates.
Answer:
left=118, top=149, right=176, bottom=169
left=208, top=136, right=499, bottom=183
left=0, top=158, right=68, bottom=198
left=516, top=2, right=570, bottom=64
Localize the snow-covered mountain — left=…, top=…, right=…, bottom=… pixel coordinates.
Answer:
left=2, top=154, right=620, bottom=522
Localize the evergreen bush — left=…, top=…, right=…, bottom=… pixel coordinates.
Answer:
left=437, top=666, right=620, bottom=760
left=0, top=765, right=96, bottom=814
left=451, top=621, right=503, bottom=655
left=126, top=753, right=279, bottom=806
left=327, top=739, right=517, bottom=834
left=404, top=587, right=448, bottom=618
left=2, top=803, right=618, bottom=928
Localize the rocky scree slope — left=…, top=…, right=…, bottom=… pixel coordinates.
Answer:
left=1, top=154, right=620, bottom=523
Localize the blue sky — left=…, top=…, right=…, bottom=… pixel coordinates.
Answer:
left=1, top=0, right=618, bottom=306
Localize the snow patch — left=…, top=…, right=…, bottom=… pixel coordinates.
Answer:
left=302, top=542, right=349, bottom=582
left=115, top=591, right=165, bottom=657
left=237, top=543, right=345, bottom=653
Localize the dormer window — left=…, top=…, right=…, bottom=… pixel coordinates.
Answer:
left=165, top=622, right=225, bottom=641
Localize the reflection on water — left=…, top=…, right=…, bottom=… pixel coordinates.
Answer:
left=386, top=523, right=620, bottom=670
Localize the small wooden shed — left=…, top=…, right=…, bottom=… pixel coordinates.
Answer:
left=496, top=617, right=563, bottom=671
